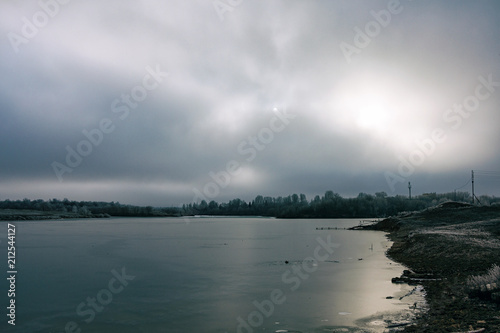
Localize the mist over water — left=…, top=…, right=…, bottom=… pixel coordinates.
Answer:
left=2, top=218, right=419, bottom=332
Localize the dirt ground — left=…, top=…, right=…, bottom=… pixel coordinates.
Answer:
left=360, top=202, right=500, bottom=332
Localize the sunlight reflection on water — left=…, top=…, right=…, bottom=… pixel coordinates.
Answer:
left=3, top=217, right=424, bottom=333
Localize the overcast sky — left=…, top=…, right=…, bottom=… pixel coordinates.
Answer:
left=1, top=0, right=500, bottom=206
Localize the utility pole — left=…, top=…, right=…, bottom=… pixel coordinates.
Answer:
left=408, top=182, right=412, bottom=200
left=471, top=170, right=475, bottom=204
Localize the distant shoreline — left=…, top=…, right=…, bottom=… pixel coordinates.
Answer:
left=0, top=209, right=111, bottom=221
left=0, top=209, right=181, bottom=221
left=0, top=210, right=378, bottom=221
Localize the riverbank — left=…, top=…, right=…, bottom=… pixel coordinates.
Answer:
left=0, top=208, right=185, bottom=221
left=0, top=209, right=111, bottom=221
left=354, top=202, right=500, bottom=332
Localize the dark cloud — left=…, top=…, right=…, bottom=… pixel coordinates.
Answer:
left=1, top=0, right=499, bottom=206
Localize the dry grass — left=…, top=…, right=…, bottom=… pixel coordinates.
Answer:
left=467, top=264, right=500, bottom=295
left=374, top=205, right=500, bottom=331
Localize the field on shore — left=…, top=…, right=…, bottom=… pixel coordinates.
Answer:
left=365, top=202, right=500, bottom=332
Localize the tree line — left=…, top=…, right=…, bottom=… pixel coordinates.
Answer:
left=0, top=198, right=180, bottom=217
left=183, top=191, right=500, bottom=218
left=1, top=191, right=499, bottom=219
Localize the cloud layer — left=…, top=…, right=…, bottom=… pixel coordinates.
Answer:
left=1, top=0, right=500, bottom=206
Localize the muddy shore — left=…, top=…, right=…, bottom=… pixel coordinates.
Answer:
left=354, top=202, right=500, bottom=332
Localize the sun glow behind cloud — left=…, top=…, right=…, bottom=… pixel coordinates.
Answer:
left=321, top=67, right=448, bottom=157
left=1, top=1, right=499, bottom=204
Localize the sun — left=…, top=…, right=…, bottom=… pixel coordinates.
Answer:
left=355, top=97, right=390, bottom=132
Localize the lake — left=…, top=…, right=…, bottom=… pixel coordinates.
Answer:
left=0, top=217, right=423, bottom=333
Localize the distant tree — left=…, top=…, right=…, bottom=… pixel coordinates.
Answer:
left=208, top=200, right=218, bottom=210
left=78, top=206, right=91, bottom=216
left=264, top=196, right=274, bottom=205
left=324, top=191, right=334, bottom=201
left=300, top=193, right=307, bottom=205
left=199, top=200, right=208, bottom=210
left=254, top=195, right=264, bottom=206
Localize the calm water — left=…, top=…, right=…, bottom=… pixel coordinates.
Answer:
left=1, top=217, right=419, bottom=333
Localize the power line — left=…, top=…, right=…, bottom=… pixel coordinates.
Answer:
left=474, top=170, right=500, bottom=181
left=471, top=170, right=500, bottom=205
left=475, top=170, right=500, bottom=178
left=451, top=171, right=500, bottom=204
left=475, top=170, right=500, bottom=175
left=453, top=178, right=471, bottom=192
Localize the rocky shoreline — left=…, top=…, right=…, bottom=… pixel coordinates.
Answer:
left=353, top=202, right=500, bottom=332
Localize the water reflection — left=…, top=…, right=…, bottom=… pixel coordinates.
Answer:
left=4, top=218, right=424, bottom=333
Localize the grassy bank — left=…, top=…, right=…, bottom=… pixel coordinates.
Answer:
left=360, top=202, right=500, bottom=332
left=0, top=209, right=110, bottom=221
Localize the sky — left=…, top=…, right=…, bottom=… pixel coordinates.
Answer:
left=1, top=0, right=500, bottom=207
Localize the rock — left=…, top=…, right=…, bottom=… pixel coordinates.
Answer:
left=392, top=277, right=407, bottom=284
